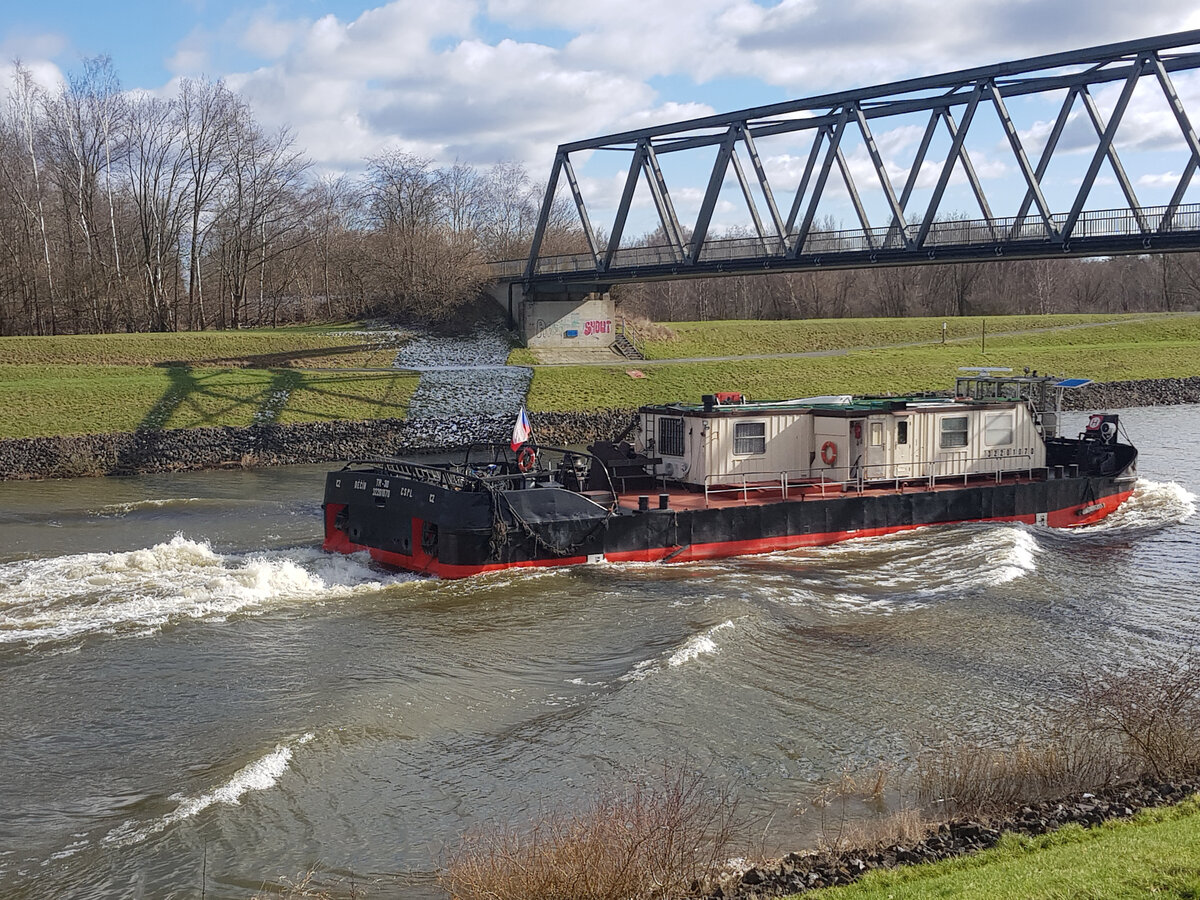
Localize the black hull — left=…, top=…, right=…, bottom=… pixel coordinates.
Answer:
left=323, top=466, right=1138, bottom=578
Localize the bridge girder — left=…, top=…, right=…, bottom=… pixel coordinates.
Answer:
left=507, top=30, right=1200, bottom=289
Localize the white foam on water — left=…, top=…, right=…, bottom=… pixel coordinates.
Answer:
left=668, top=619, right=735, bottom=667
left=0, top=536, right=413, bottom=647
left=620, top=658, right=658, bottom=683
left=824, top=591, right=918, bottom=613
left=49, top=839, right=90, bottom=860
left=96, top=498, right=206, bottom=516
left=746, top=524, right=1041, bottom=613
left=975, top=527, right=1041, bottom=587
left=102, top=733, right=314, bottom=847
left=1071, top=478, right=1196, bottom=534
left=622, top=620, right=738, bottom=682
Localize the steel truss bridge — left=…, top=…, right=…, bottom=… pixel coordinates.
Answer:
left=494, top=30, right=1200, bottom=292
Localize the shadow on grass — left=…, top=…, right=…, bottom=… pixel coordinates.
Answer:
left=195, top=342, right=396, bottom=369
left=138, top=365, right=200, bottom=431
left=137, top=363, right=412, bottom=434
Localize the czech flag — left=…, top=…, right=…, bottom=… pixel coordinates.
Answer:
left=510, top=405, right=532, bottom=451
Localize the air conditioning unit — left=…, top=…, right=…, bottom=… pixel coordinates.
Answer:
left=662, top=460, right=690, bottom=478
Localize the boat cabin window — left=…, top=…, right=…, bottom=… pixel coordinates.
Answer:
left=940, top=416, right=969, bottom=449
left=897, top=421, right=908, bottom=445
left=869, top=422, right=884, bottom=447
left=733, top=421, right=766, bottom=456
left=658, top=417, right=685, bottom=456
left=984, top=412, right=1014, bottom=447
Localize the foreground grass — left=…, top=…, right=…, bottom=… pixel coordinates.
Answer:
left=526, top=313, right=1200, bottom=410
left=0, top=326, right=418, bottom=438
left=796, top=798, right=1200, bottom=900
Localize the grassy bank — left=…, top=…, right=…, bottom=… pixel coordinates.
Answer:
left=0, top=327, right=418, bottom=438
left=526, top=312, right=1200, bottom=410
left=637, top=313, right=1140, bottom=360
left=798, top=799, right=1200, bottom=900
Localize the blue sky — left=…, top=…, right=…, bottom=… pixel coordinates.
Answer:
left=5, top=1, right=1200, bottom=239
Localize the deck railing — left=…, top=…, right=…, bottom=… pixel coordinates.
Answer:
left=700, top=453, right=1040, bottom=505
left=339, top=444, right=613, bottom=494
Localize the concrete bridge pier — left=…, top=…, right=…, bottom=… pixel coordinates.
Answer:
left=484, top=282, right=615, bottom=350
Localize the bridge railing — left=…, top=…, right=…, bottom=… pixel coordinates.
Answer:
left=489, top=201, right=1200, bottom=281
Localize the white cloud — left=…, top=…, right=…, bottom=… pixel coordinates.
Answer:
left=7, top=0, right=1200, bottom=240
left=1137, top=171, right=1184, bottom=188
left=146, top=0, right=1200, bottom=185
left=0, top=29, right=69, bottom=65
left=0, top=58, right=66, bottom=107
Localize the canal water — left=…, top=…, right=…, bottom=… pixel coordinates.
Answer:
left=0, top=407, right=1196, bottom=898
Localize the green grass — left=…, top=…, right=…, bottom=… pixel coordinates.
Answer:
left=639, top=314, right=1143, bottom=360
left=0, top=327, right=400, bottom=368
left=0, top=365, right=418, bottom=437
left=0, top=324, right=420, bottom=438
left=8, top=314, right=1200, bottom=435
left=526, top=313, right=1200, bottom=411
left=795, top=798, right=1200, bottom=900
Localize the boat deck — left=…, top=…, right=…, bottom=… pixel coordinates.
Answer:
left=607, top=472, right=1043, bottom=512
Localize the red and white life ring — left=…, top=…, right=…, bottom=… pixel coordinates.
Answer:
left=820, top=441, right=838, bottom=466
left=516, top=445, right=537, bottom=472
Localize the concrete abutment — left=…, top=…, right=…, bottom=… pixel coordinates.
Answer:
left=484, top=282, right=615, bottom=349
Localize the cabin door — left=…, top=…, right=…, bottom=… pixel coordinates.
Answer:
left=893, top=416, right=913, bottom=478
left=850, top=419, right=865, bottom=478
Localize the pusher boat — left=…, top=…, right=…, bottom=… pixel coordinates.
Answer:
left=322, top=369, right=1138, bottom=578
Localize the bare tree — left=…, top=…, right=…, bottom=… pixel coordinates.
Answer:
left=179, top=77, right=237, bottom=329
left=124, top=93, right=186, bottom=331
left=7, top=62, right=57, bottom=333
left=440, top=160, right=485, bottom=236
left=209, top=121, right=311, bottom=327
left=307, top=173, right=362, bottom=318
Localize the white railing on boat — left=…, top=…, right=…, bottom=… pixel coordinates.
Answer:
left=698, top=453, right=1038, bottom=505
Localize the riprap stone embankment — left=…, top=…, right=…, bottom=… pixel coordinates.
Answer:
left=0, top=410, right=638, bottom=480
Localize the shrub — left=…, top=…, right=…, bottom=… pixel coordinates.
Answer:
left=801, top=761, right=947, bottom=855
left=439, top=765, right=741, bottom=900
left=915, top=737, right=1104, bottom=817
left=1072, top=648, right=1200, bottom=781
left=913, top=649, right=1200, bottom=819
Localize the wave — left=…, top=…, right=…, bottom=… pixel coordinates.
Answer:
left=102, top=733, right=314, bottom=847
left=728, top=524, right=1041, bottom=614
left=95, top=497, right=210, bottom=516
left=0, top=536, right=412, bottom=647
left=668, top=619, right=735, bottom=667
left=1074, top=478, right=1196, bottom=534
left=622, top=619, right=738, bottom=682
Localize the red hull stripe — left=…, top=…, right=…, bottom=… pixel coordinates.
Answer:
left=323, top=490, right=1134, bottom=579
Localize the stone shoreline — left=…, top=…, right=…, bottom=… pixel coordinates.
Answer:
left=0, top=410, right=638, bottom=481
left=714, top=776, right=1200, bottom=898
left=0, top=376, right=1196, bottom=481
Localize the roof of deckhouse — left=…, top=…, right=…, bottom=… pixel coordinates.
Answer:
left=640, top=395, right=1021, bottom=415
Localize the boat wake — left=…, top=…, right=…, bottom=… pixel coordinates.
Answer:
left=1074, top=478, right=1196, bottom=534
left=101, top=733, right=315, bottom=848
left=707, top=524, right=1041, bottom=615
left=621, top=619, right=739, bottom=682
left=0, top=536, right=412, bottom=649
left=95, top=497, right=209, bottom=516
